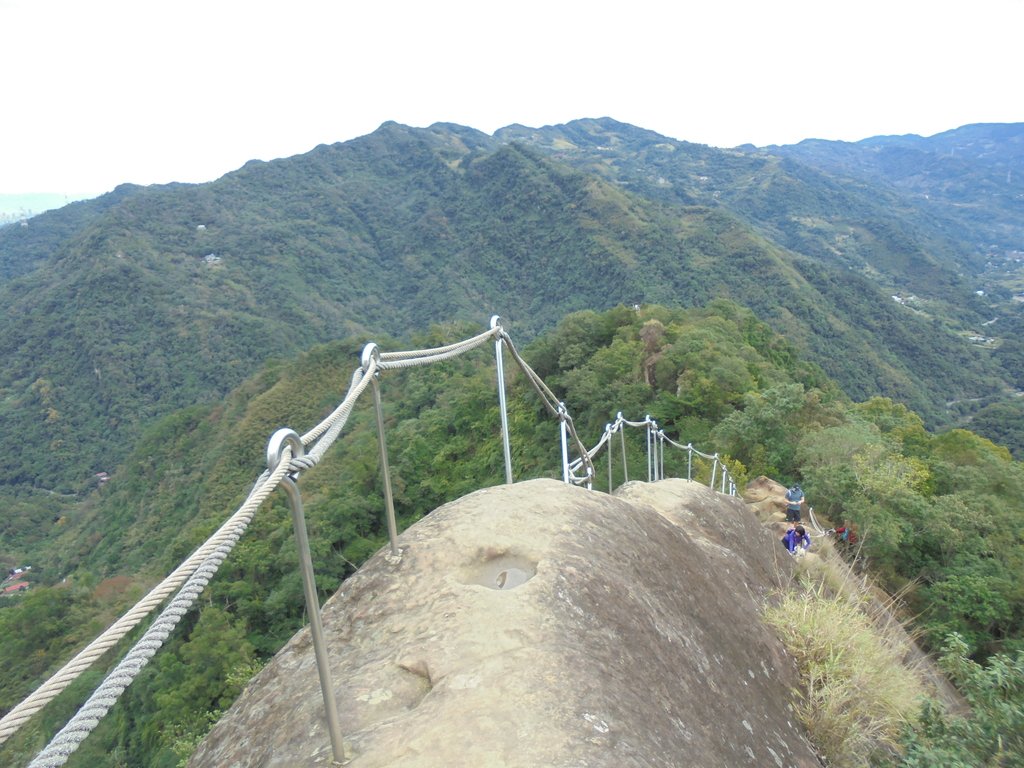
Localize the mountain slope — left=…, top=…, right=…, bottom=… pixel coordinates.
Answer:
left=765, top=122, right=1024, bottom=263
left=0, top=120, right=1016, bottom=494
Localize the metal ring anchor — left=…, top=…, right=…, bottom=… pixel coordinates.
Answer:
left=360, top=341, right=381, bottom=375
left=267, top=428, right=304, bottom=478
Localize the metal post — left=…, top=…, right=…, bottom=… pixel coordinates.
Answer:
left=687, top=444, right=693, bottom=482
left=606, top=423, right=613, bottom=493
left=491, top=316, right=513, bottom=485
left=558, top=403, right=570, bottom=484
left=267, top=429, right=345, bottom=764
left=655, top=428, right=663, bottom=481
left=362, top=344, right=399, bottom=557
left=645, top=416, right=652, bottom=482
left=618, top=412, right=628, bottom=483
left=710, top=453, right=719, bottom=490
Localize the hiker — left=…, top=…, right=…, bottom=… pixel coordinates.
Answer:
left=781, top=524, right=811, bottom=556
left=833, top=522, right=858, bottom=549
left=784, top=484, right=805, bottom=522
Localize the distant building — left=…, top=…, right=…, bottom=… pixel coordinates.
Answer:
left=2, top=580, right=30, bottom=595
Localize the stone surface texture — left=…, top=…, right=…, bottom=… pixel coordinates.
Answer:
left=188, top=478, right=823, bottom=768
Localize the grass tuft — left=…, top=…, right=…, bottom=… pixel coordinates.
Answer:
left=764, top=581, right=925, bottom=767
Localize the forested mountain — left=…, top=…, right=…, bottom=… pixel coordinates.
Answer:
left=2, top=304, right=1022, bottom=768
left=1, top=119, right=1021, bottom=505
left=766, top=122, right=1024, bottom=257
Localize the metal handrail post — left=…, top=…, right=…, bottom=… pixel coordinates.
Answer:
left=652, top=426, right=659, bottom=481
left=267, top=429, right=345, bottom=764
left=606, top=424, right=613, bottom=493
left=618, top=412, right=628, bottom=482
left=687, top=444, right=693, bottom=482
left=654, top=427, right=661, bottom=481
left=558, top=403, right=570, bottom=484
left=362, top=344, right=400, bottom=556
left=710, top=453, right=719, bottom=490
left=490, top=316, right=514, bottom=485
left=645, top=416, right=653, bottom=482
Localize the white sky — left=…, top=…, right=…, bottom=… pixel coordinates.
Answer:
left=1, top=0, right=1021, bottom=195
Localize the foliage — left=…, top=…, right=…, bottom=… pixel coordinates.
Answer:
left=967, top=399, right=1024, bottom=460
left=893, top=634, right=1024, bottom=767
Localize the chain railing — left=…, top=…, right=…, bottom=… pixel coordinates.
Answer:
left=6, top=316, right=738, bottom=767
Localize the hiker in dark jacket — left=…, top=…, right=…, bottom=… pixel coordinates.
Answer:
left=784, top=484, right=805, bottom=523
left=781, top=524, right=811, bottom=555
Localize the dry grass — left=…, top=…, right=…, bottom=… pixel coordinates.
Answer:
left=764, top=580, right=925, bottom=768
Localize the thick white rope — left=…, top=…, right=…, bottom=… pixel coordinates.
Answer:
left=494, top=333, right=594, bottom=484
left=807, top=507, right=832, bottom=538
left=26, top=451, right=293, bottom=768
left=376, top=329, right=498, bottom=370
left=4, top=365, right=378, bottom=750
left=620, top=417, right=652, bottom=428
left=0, top=463, right=285, bottom=746
left=10, top=334, right=492, bottom=755
left=377, top=327, right=499, bottom=362
left=303, top=367, right=372, bottom=464
left=300, top=367, right=368, bottom=449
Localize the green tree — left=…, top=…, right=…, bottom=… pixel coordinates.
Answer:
left=895, top=634, right=1024, bottom=767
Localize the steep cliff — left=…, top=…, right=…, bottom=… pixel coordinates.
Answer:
left=189, top=478, right=823, bottom=767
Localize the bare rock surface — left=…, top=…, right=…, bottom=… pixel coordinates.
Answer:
left=188, top=478, right=823, bottom=768
left=743, top=475, right=801, bottom=523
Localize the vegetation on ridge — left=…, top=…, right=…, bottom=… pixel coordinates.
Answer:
left=1, top=302, right=1022, bottom=766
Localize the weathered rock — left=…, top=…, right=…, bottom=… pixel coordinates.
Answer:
left=188, top=478, right=823, bottom=768
left=744, top=475, right=810, bottom=524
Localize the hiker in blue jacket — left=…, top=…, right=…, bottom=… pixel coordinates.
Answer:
left=781, top=524, right=811, bottom=556
left=784, top=484, right=805, bottom=523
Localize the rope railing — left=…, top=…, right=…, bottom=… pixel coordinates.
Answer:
left=6, top=316, right=738, bottom=766
left=571, top=414, right=738, bottom=496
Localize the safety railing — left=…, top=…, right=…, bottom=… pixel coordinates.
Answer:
left=570, top=413, right=738, bottom=495
left=5, top=316, right=738, bottom=767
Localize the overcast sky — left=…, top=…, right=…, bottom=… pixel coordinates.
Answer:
left=2, top=0, right=1021, bottom=196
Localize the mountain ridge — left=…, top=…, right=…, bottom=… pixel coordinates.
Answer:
left=0, top=119, right=1020, bottom=494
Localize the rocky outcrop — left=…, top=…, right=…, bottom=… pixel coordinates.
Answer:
left=743, top=475, right=802, bottom=523
left=188, top=478, right=823, bottom=768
